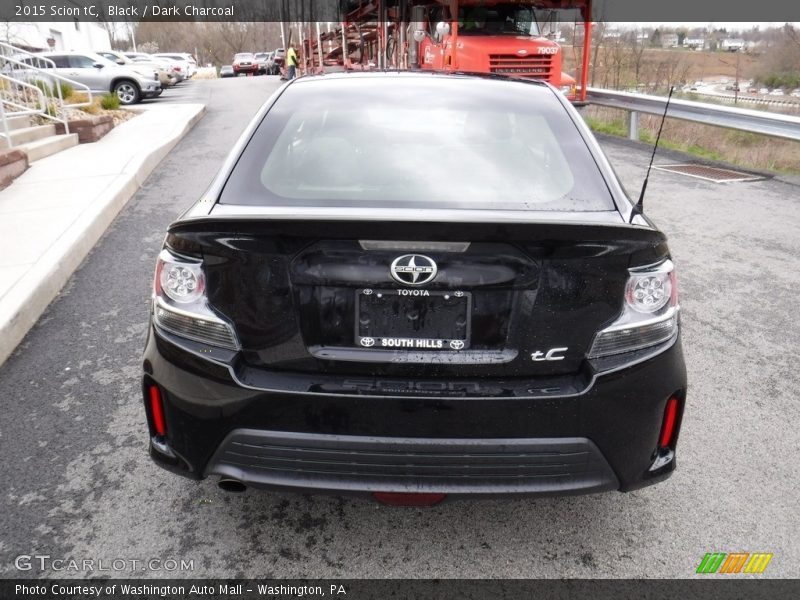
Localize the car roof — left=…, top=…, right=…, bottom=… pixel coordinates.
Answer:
left=37, top=50, right=117, bottom=64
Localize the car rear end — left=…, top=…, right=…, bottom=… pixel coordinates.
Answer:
left=266, top=52, right=277, bottom=74
left=232, top=53, right=256, bottom=75
left=154, top=54, right=186, bottom=81
left=254, top=53, right=270, bottom=75
left=143, top=74, right=686, bottom=499
left=131, top=57, right=175, bottom=87
left=119, top=61, right=161, bottom=98
left=273, top=49, right=286, bottom=71
left=181, top=53, right=197, bottom=78
left=157, top=58, right=181, bottom=84
left=163, top=54, right=191, bottom=77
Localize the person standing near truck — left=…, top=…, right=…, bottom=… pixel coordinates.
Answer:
left=286, top=43, right=299, bottom=80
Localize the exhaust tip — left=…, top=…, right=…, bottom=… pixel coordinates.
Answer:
left=218, top=478, right=247, bottom=493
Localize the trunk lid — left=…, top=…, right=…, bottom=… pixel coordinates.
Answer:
left=166, top=217, right=667, bottom=379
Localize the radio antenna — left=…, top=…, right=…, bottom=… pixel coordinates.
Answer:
left=630, top=85, right=675, bottom=223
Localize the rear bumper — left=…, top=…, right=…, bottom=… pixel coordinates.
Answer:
left=142, top=325, right=686, bottom=496
left=207, top=430, right=619, bottom=496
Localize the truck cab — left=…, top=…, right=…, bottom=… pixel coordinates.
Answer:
left=417, top=1, right=576, bottom=100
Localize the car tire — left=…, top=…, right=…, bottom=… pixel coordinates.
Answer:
left=114, top=80, right=141, bottom=105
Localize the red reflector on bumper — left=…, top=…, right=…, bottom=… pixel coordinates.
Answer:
left=373, top=492, right=446, bottom=506
left=658, top=396, right=680, bottom=448
left=149, top=385, right=167, bottom=436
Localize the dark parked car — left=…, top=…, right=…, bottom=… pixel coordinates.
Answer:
left=143, top=73, right=686, bottom=503
left=219, top=65, right=234, bottom=78
left=254, top=52, right=270, bottom=75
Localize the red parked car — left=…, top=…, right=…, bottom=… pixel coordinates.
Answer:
left=232, top=53, right=256, bottom=75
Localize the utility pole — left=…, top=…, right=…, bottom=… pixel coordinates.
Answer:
left=279, top=1, right=286, bottom=48
left=718, top=54, right=741, bottom=104
left=316, top=22, right=323, bottom=71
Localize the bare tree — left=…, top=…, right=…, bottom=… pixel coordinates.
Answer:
left=590, top=21, right=606, bottom=87
left=127, top=22, right=282, bottom=66
left=650, top=55, right=689, bottom=93
left=627, top=30, right=647, bottom=88
left=751, top=24, right=800, bottom=87
left=604, top=35, right=628, bottom=89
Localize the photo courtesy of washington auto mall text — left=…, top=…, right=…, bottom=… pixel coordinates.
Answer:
left=14, top=583, right=346, bottom=597
left=1, top=0, right=800, bottom=598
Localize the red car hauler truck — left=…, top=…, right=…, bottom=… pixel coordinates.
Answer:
left=302, top=0, right=591, bottom=102
left=415, top=0, right=578, bottom=100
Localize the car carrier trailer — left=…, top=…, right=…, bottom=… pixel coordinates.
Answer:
left=297, top=0, right=593, bottom=102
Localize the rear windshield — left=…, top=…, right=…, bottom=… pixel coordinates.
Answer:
left=220, top=76, right=614, bottom=212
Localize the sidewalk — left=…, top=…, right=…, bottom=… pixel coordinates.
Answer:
left=0, top=103, right=206, bottom=366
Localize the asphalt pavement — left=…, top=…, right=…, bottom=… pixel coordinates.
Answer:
left=0, top=101, right=205, bottom=366
left=0, top=75, right=798, bottom=579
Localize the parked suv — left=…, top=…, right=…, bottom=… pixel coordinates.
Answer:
left=95, top=49, right=173, bottom=89
left=26, top=51, right=160, bottom=104
left=153, top=53, right=196, bottom=79
left=126, top=52, right=183, bottom=83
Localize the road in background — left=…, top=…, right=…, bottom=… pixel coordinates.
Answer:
left=0, top=76, right=797, bottom=578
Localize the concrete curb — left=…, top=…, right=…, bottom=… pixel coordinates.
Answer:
left=0, top=105, right=206, bottom=367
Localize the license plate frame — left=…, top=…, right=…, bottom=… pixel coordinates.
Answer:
left=355, top=288, right=471, bottom=351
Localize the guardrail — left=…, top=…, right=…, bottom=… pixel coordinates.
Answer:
left=691, top=91, right=800, bottom=109
left=586, top=87, right=800, bottom=143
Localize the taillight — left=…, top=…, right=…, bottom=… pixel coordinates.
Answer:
left=669, top=269, right=679, bottom=306
left=625, top=264, right=675, bottom=313
left=158, top=258, right=204, bottom=304
left=149, top=385, right=167, bottom=436
left=589, top=259, right=679, bottom=358
left=152, top=249, right=240, bottom=350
